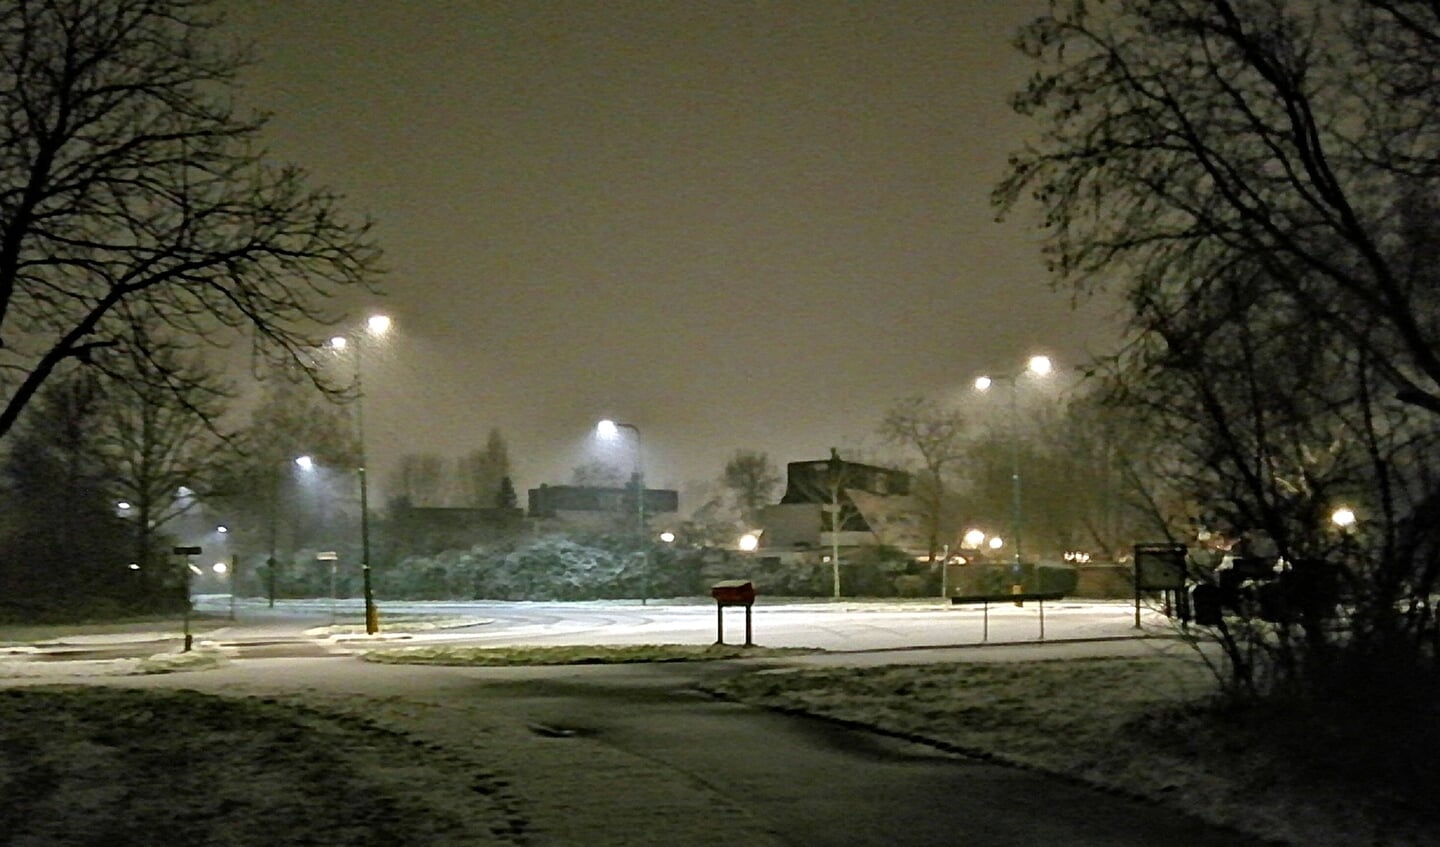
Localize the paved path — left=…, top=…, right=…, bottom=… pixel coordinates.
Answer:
left=72, top=656, right=1260, bottom=847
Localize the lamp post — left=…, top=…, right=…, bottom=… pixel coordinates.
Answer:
left=331, top=314, right=390, bottom=635
left=975, top=354, right=1053, bottom=565
left=597, top=419, right=648, bottom=604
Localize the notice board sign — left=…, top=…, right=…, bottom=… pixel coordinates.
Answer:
left=1134, top=543, right=1187, bottom=591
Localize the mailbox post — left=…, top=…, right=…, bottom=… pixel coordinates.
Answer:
left=710, top=580, right=756, bottom=646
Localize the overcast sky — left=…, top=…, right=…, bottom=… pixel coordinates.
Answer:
left=221, top=0, right=1119, bottom=503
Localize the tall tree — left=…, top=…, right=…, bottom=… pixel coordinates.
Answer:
left=995, top=1, right=1440, bottom=416
left=719, top=449, right=782, bottom=528
left=879, top=397, right=968, bottom=565
left=995, top=0, right=1440, bottom=698
left=0, top=370, right=133, bottom=614
left=0, top=0, right=380, bottom=445
left=389, top=453, right=449, bottom=508
left=457, top=428, right=512, bottom=508
left=93, top=327, right=233, bottom=575
left=208, top=374, right=359, bottom=599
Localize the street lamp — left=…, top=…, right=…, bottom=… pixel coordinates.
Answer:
left=267, top=454, right=315, bottom=608
left=332, top=314, right=390, bottom=635
left=597, top=419, right=648, bottom=603
left=974, top=354, right=1054, bottom=564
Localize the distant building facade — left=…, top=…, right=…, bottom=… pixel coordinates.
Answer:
left=755, top=449, right=925, bottom=563
left=527, top=481, right=679, bottom=531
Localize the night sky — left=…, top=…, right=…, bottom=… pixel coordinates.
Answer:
left=221, top=1, right=1118, bottom=501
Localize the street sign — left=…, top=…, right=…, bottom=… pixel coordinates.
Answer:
left=316, top=551, right=339, bottom=561
left=172, top=545, right=202, bottom=555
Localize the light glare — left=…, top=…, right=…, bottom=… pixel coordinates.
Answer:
left=1331, top=506, right=1357, bottom=528
left=963, top=528, right=986, bottom=548
left=1028, top=355, right=1054, bottom=376
left=295, top=455, right=314, bottom=471
left=367, top=314, right=391, bottom=335
left=738, top=532, right=760, bottom=552
left=974, top=376, right=993, bottom=392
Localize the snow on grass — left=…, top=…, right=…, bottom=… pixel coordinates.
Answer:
left=361, top=642, right=818, bottom=666
left=306, top=615, right=492, bottom=637
left=709, top=655, right=1439, bottom=847
left=0, top=685, right=528, bottom=846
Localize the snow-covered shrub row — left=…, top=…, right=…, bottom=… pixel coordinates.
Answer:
left=374, top=533, right=711, bottom=601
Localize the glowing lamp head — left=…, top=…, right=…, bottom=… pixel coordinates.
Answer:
left=329, top=336, right=348, bottom=351
left=596, top=419, right=620, bottom=440
left=974, top=376, right=993, bottom=392
left=1028, top=355, right=1053, bottom=376
left=738, top=532, right=760, bottom=552
left=294, top=455, right=314, bottom=472
left=659, top=531, right=676, bottom=543
left=367, top=314, right=391, bottom=335
left=963, top=528, right=986, bottom=548
left=1331, top=506, right=1357, bottom=529
left=988, top=536, right=1005, bottom=550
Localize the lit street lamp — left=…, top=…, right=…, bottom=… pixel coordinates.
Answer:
left=597, top=419, right=648, bottom=603
left=332, top=314, right=391, bottom=635
left=974, top=355, right=1053, bottom=565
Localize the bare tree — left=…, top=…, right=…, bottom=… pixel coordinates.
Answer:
left=879, top=397, right=967, bottom=564
left=719, top=449, right=781, bottom=527
left=389, top=454, right=449, bottom=508
left=995, top=1, right=1440, bottom=416
left=93, top=327, right=234, bottom=574
left=996, top=0, right=1440, bottom=698
left=0, top=0, right=381, bottom=443
left=457, top=428, right=512, bottom=508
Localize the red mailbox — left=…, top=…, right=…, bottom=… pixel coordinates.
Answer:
left=711, top=580, right=756, bottom=606
left=711, top=580, right=756, bottom=646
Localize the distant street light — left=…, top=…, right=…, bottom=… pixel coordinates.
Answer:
left=268, top=454, right=317, bottom=608
left=974, top=354, right=1055, bottom=564
left=597, top=419, right=649, bottom=603
left=659, top=531, right=676, bottom=544
left=1331, top=506, right=1357, bottom=529
left=963, top=528, right=986, bottom=548
left=332, top=315, right=391, bottom=634
left=988, top=536, right=1005, bottom=551
left=738, top=532, right=760, bottom=552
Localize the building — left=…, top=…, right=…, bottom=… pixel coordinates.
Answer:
left=755, top=449, right=926, bottom=563
left=527, top=481, right=679, bottom=531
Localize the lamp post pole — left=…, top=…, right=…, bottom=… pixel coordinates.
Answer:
left=334, top=315, right=389, bottom=635
left=599, top=420, right=647, bottom=604
left=1007, top=377, right=1024, bottom=565
left=355, top=333, right=378, bottom=635
left=976, top=355, right=1053, bottom=567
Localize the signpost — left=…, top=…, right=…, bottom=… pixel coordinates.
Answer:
left=318, top=551, right=339, bottom=622
left=173, top=545, right=202, bottom=651
left=1133, top=542, right=1187, bottom=628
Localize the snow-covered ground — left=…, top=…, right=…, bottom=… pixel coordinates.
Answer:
left=0, top=643, right=1432, bottom=846
left=1, top=604, right=1434, bottom=846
